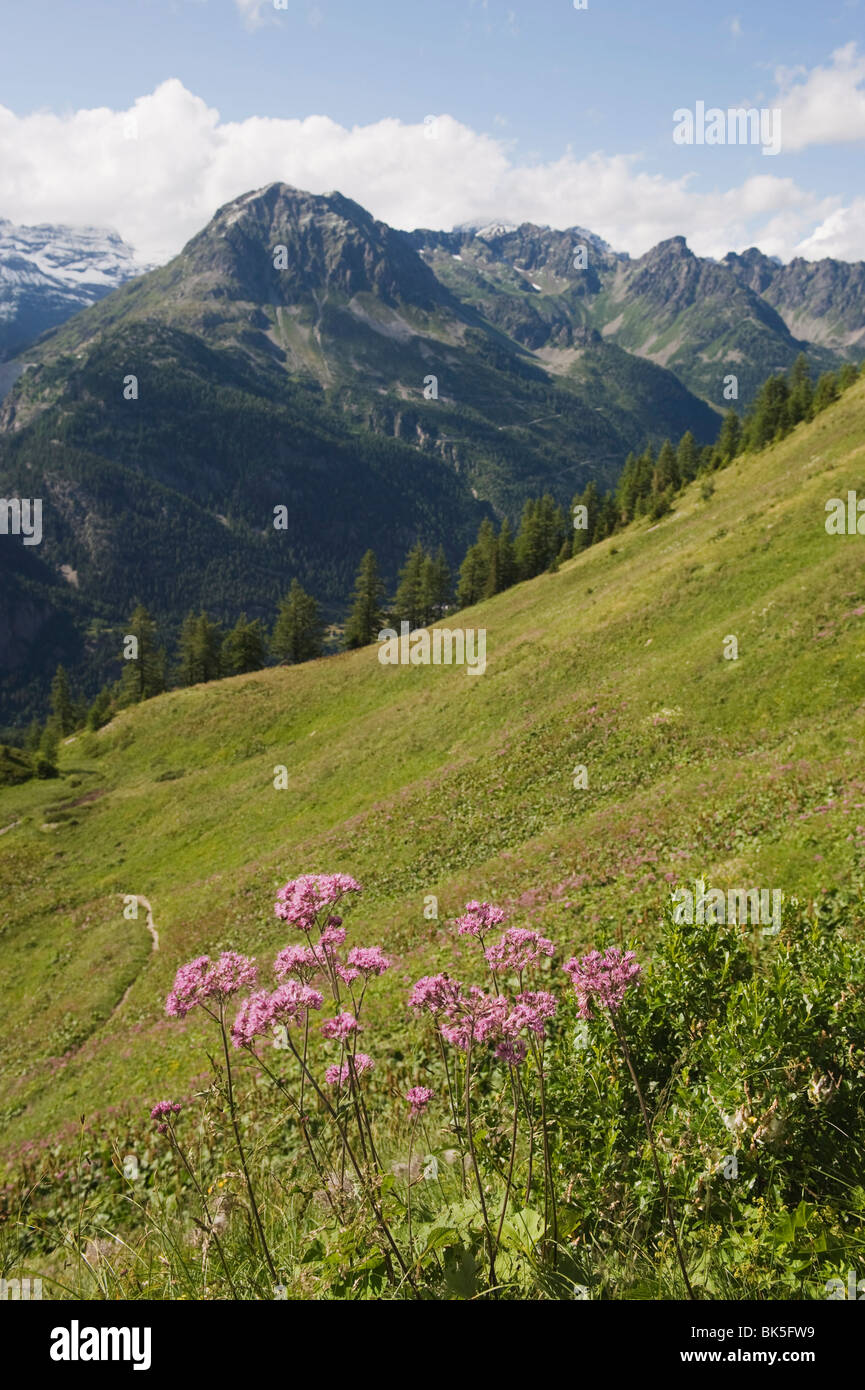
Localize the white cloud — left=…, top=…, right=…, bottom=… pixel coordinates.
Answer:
left=775, top=42, right=865, bottom=150
left=0, top=77, right=860, bottom=267
left=795, top=198, right=865, bottom=259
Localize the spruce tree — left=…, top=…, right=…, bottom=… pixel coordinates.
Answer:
left=344, top=550, right=385, bottom=649
left=653, top=439, right=680, bottom=494
left=569, top=483, right=592, bottom=552
left=456, top=545, right=486, bottom=608
left=475, top=519, right=499, bottom=599
left=676, top=431, right=698, bottom=484
left=119, top=605, right=165, bottom=704
left=812, top=371, right=839, bottom=414
left=717, top=410, right=742, bottom=462
left=427, top=545, right=452, bottom=619
left=223, top=615, right=269, bottom=674
left=496, top=519, right=517, bottom=590
left=272, top=582, right=323, bottom=664
left=50, top=665, right=75, bottom=736
left=177, top=612, right=223, bottom=685
left=787, top=353, right=813, bottom=427
left=394, top=542, right=429, bottom=629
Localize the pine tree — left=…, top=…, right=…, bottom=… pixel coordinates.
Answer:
left=272, top=582, right=323, bottom=664
left=394, top=542, right=429, bottom=629
left=745, top=373, right=790, bottom=449
left=812, top=371, right=839, bottom=415
left=223, top=615, right=269, bottom=674
left=787, top=353, right=813, bottom=427
left=838, top=361, right=858, bottom=392
left=496, top=519, right=517, bottom=590
left=633, top=448, right=655, bottom=515
left=177, top=612, right=223, bottom=685
left=50, top=665, right=75, bottom=736
left=39, top=722, right=60, bottom=762
left=86, top=687, right=112, bottom=732
left=344, top=550, right=386, bottom=649
left=653, top=439, right=680, bottom=494
left=676, top=431, right=698, bottom=484
left=515, top=499, right=543, bottom=575
left=427, top=545, right=452, bottom=619
left=717, top=410, right=742, bottom=462
left=476, top=518, right=499, bottom=599
left=571, top=482, right=600, bottom=552
left=119, top=605, right=165, bottom=704
left=615, top=453, right=640, bottom=524
left=456, top=544, right=486, bottom=608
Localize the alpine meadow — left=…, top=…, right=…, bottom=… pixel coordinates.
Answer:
left=1, top=0, right=865, bottom=1342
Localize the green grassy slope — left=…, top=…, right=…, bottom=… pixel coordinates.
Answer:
left=2, top=380, right=864, bottom=1154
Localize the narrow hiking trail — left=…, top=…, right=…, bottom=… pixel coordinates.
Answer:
left=0, top=819, right=21, bottom=836
left=115, top=894, right=160, bottom=1011
left=134, top=895, right=160, bottom=952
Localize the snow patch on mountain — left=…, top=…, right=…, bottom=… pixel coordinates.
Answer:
left=0, top=218, right=147, bottom=358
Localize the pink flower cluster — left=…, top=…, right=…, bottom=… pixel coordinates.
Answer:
left=150, top=1099, right=182, bottom=1134
left=273, top=944, right=320, bottom=982
left=409, top=973, right=463, bottom=1016
left=231, top=981, right=324, bottom=1048
left=563, top=948, right=642, bottom=1020
left=415, top=979, right=558, bottom=1065
left=274, top=874, right=362, bottom=931
left=455, top=900, right=506, bottom=938
left=150, top=1100, right=182, bottom=1119
left=337, top=945, right=391, bottom=985
left=406, top=1086, right=434, bottom=1117
left=325, top=1053, right=374, bottom=1087
left=165, top=952, right=258, bottom=1018
left=485, top=927, right=554, bottom=974
left=320, top=1011, right=359, bottom=1042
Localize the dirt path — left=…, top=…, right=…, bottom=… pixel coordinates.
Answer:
left=134, top=895, right=160, bottom=952
left=115, top=895, right=160, bottom=1010
left=0, top=819, right=21, bottom=836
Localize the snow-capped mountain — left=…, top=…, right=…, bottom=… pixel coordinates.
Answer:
left=0, top=218, right=147, bottom=359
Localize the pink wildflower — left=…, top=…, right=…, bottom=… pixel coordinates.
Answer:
left=165, top=952, right=257, bottom=1018
left=345, top=945, right=391, bottom=977
left=274, top=944, right=320, bottom=981
left=231, top=990, right=277, bottom=1048
left=455, top=900, right=506, bottom=938
left=271, top=980, right=324, bottom=1024
left=406, top=1086, right=434, bottom=1117
left=504, top=990, right=558, bottom=1038
left=440, top=988, right=508, bottom=1051
left=321, top=1011, right=359, bottom=1041
left=231, top=982, right=322, bottom=1048
left=408, top=973, right=463, bottom=1017
left=274, top=874, right=362, bottom=931
left=495, top=1037, right=528, bottom=1065
left=207, top=951, right=258, bottom=998
left=563, top=948, right=642, bottom=1020
left=164, top=956, right=211, bottom=1018
left=150, top=1101, right=182, bottom=1119
left=325, top=1053, right=374, bottom=1087
left=318, top=924, right=346, bottom=951
left=485, top=927, right=554, bottom=974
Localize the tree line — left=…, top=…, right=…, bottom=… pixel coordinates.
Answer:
left=13, top=352, right=864, bottom=778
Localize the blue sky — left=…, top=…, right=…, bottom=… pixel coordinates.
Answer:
left=1, top=0, right=863, bottom=263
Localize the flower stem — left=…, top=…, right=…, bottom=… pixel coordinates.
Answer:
left=610, top=1011, right=695, bottom=1301
left=217, top=1007, right=278, bottom=1284
left=464, top=1037, right=496, bottom=1290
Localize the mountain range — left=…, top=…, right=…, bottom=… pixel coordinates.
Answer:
left=0, top=183, right=863, bottom=728
left=0, top=217, right=144, bottom=366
